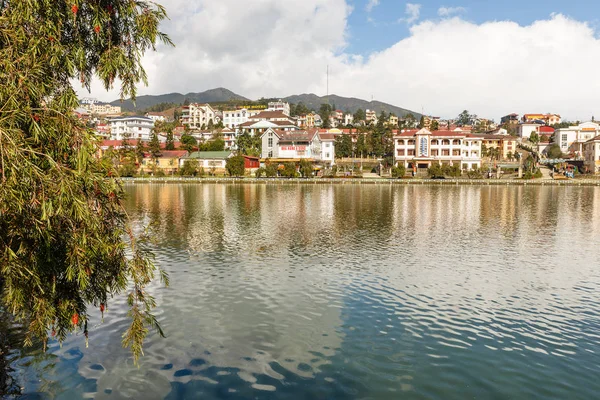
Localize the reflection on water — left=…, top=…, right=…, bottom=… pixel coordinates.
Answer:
left=8, top=184, right=600, bottom=399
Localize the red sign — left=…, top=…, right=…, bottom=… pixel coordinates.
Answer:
left=281, top=146, right=306, bottom=151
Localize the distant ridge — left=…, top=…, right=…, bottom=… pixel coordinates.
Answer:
left=110, top=88, right=420, bottom=117
left=109, top=88, right=249, bottom=111
left=282, top=93, right=419, bottom=118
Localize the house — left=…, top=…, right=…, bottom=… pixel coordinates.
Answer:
left=317, top=132, right=336, bottom=166
left=180, top=151, right=234, bottom=173
left=145, top=111, right=173, bottom=123
left=344, top=113, right=354, bottom=126
left=366, top=109, right=377, bottom=125
left=266, top=100, right=291, bottom=116
left=141, top=150, right=188, bottom=174
left=394, top=128, right=483, bottom=172
left=79, top=99, right=121, bottom=116
left=555, top=122, right=600, bottom=158
left=261, top=128, right=318, bottom=160
left=522, top=113, right=561, bottom=125
left=181, top=103, right=218, bottom=129
left=243, top=155, right=260, bottom=169
left=500, top=113, right=519, bottom=125
left=538, top=125, right=555, bottom=139
left=583, top=135, right=600, bottom=173
left=387, top=115, right=399, bottom=127
left=222, top=108, right=260, bottom=128
left=517, top=123, right=541, bottom=140
left=108, top=116, right=155, bottom=141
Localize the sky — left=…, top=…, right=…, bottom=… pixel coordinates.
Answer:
left=80, top=0, right=600, bottom=121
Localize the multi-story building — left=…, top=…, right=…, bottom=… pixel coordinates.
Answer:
left=80, top=101, right=122, bottom=116
left=477, top=134, right=518, bottom=159
left=259, top=128, right=334, bottom=166
left=109, top=116, right=155, bottom=141
left=145, top=111, right=173, bottom=123
left=394, top=128, right=482, bottom=172
left=181, top=103, right=218, bottom=129
left=500, top=113, right=520, bottom=125
left=522, top=113, right=561, bottom=125
left=366, top=109, right=377, bottom=125
left=222, top=108, right=263, bottom=128
left=267, top=100, right=291, bottom=116
left=344, top=113, right=354, bottom=126
left=583, top=135, right=600, bottom=173
left=387, top=115, right=399, bottom=127
left=555, top=122, right=600, bottom=158
left=518, top=123, right=541, bottom=140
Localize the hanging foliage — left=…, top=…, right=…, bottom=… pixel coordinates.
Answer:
left=0, top=0, right=173, bottom=364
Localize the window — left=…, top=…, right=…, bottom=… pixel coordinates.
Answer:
left=268, top=138, right=273, bottom=147
left=431, top=149, right=438, bottom=156
left=326, top=143, right=330, bottom=148
left=442, top=149, right=450, bottom=156
left=453, top=150, right=460, bottom=156
left=562, top=134, right=568, bottom=143
left=408, top=139, right=415, bottom=145
left=398, top=139, right=405, bottom=145
left=268, top=151, right=273, bottom=157
left=326, top=153, right=330, bottom=158
left=442, top=139, right=450, bottom=145
left=398, top=149, right=405, bottom=156
left=407, top=149, right=415, bottom=156
left=431, top=139, right=438, bottom=145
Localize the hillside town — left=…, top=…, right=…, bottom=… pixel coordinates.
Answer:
left=79, top=97, right=600, bottom=178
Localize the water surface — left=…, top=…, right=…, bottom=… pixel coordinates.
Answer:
left=8, top=184, right=600, bottom=399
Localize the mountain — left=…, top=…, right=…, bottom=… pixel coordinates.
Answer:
left=109, top=87, right=249, bottom=111
left=283, top=93, right=420, bottom=118
left=109, top=87, right=420, bottom=117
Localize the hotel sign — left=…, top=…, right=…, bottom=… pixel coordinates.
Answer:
left=281, top=146, right=307, bottom=151
left=419, top=137, right=428, bottom=157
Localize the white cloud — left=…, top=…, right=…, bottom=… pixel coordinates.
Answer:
left=398, top=3, right=422, bottom=24
left=366, top=0, right=379, bottom=13
left=438, top=6, right=466, bottom=17
left=79, top=2, right=600, bottom=120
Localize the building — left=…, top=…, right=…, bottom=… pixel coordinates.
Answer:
left=108, top=116, right=155, bottom=141
left=266, top=100, right=291, bottom=116
left=538, top=125, right=555, bottom=139
left=518, top=123, right=541, bottom=140
left=261, top=129, right=317, bottom=160
left=500, top=113, right=520, bottom=125
left=583, top=135, right=600, bottom=173
left=555, top=122, right=600, bottom=157
left=141, top=150, right=188, bottom=174
left=243, top=155, right=260, bottom=170
left=522, top=113, right=561, bottom=125
left=388, top=115, right=399, bottom=127
left=394, top=128, right=482, bottom=172
left=181, top=103, right=218, bottom=129
left=79, top=99, right=122, bottom=116
left=223, top=108, right=254, bottom=128
left=145, top=111, right=173, bottom=123
left=366, top=109, right=377, bottom=125
left=344, top=114, right=354, bottom=126
left=317, top=131, right=336, bottom=166
left=180, top=151, right=233, bottom=173
left=477, top=134, right=518, bottom=159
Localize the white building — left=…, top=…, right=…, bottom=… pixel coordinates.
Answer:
left=317, top=132, right=336, bottom=166
left=394, top=128, right=482, bottom=172
left=80, top=100, right=121, bottom=116
left=555, top=122, right=600, bottom=158
left=145, top=112, right=172, bottom=123
left=181, top=103, right=218, bottom=129
left=222, top=108, right=259, bottom=128
left=366, top=109, right=377, bottom=125
left=109, top=116, right=155, bottom=141
left=266, top=100, right=290, bottom=116
left=344, top=114, right=354, bottom=126
left=518, top=123, right=541, bottom=140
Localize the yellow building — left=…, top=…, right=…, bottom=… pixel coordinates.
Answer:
left=478, top=134, right=517, bottom=160
left=141, top=150, right=188, bottom=174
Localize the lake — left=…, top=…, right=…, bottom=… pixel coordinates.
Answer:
left=6, top=183, right=600, bottom=399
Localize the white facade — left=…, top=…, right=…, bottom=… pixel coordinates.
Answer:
left=223, top=108, right=251, bottom=128
left=394, top=128, right=482, bottom=171
left=80, top=101, right=121, bottom=116
left=266, top=100, right=290, bottom=116
left=344, top=114, right=354, bottom=126
left=181, top=103, right=218, bottom=129
left=318, top=134, right=336, bottom=166
left=146, top=113, right=166, bottom=123
left=366, top=109, right=377, bottom=124
left=518, top=123, right=541, bottom=139
left=109, top=116, right=154, bottom=141
left=555, top=122, right=600, bottom=157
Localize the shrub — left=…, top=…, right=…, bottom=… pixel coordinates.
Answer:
left=265, top=163, right=278, bottom=177
left=391, top=165, right=406, bottom=179
left=155, top=170, right=166, bottom=177
left=534, top=168, right=543, bottom=179
left=225, top=155, right=245, bottom=177
left=255, top=167, right=266, bottom=178
left=523, top=171, right=534, bottom=179
left=467, top=168, right=483, bottom=179
left=280, top=162, right=298, bottom=178
left=179, top=160, right=199, bottom=176
left=428, top=163, right=444, bottom=178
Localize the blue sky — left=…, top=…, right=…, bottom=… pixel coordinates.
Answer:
left=346, top=0, right=599, bottom=55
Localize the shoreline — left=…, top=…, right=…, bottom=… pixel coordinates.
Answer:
left=121, top=177, right=600, bottom=186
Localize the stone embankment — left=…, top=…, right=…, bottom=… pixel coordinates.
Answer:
left=121, top=177, right=600, bottom=186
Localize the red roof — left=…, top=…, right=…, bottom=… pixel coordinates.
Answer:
left=539, top=126, right=555, bottom=134
left=143, top=150, right=187, bottom=158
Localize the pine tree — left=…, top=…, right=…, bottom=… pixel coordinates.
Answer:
left=165, top=132, right=175, bottom=150
left=149, top=133, right=162, bottom=160
left=0, top=0, right=172, bottom=363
